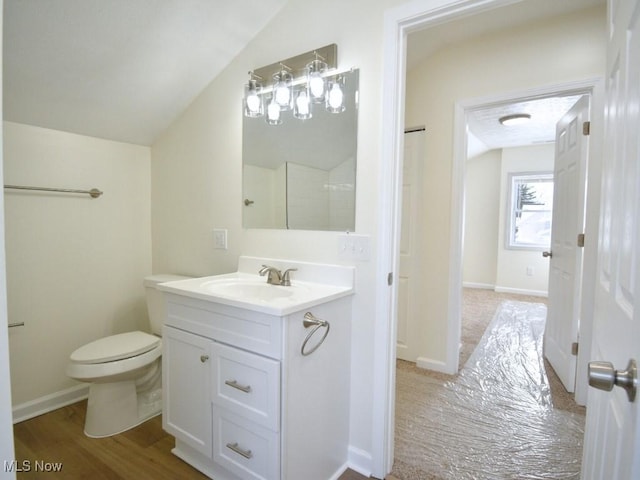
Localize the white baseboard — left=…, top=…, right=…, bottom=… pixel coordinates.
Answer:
left=494, top=286, right=548, bottom=298
left=416, top=357, right=454, bottom=374
left=13, top=384, right=89, bottom=424
left=462, top=282, right=495, bottom=290
left=330, top=463, right=351, bottom=480
left=347, top=445, right=372, bottom=478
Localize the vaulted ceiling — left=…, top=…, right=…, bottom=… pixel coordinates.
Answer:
left=3, top=0, right=286, bottom=145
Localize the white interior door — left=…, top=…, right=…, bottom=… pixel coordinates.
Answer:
left=396, top=129, right=424, bottom=362
left=581, top=0, right=640, bottom=477
left=544, top=96, right=590, bottom=393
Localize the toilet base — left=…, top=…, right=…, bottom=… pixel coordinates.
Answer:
left=84, top=380, right=162, bottom=438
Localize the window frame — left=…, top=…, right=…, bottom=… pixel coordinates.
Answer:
left=506, top=171, right=554, bottom=251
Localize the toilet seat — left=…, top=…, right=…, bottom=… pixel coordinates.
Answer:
left=66, top=331, right=163, bottom=382
left=70, top=331, right=160, bottom=364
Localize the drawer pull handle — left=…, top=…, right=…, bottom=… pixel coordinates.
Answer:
left=200, top=355, right=209, bottom=363
left=225, top=379, right=252, bottom=393
left=226, top=442, right=253, bottom=459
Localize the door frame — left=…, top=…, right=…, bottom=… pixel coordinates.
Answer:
left=373, top=0, right=605, bottom=476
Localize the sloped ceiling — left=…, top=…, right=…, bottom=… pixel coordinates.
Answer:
left=3, top=0, right=287, bottom=146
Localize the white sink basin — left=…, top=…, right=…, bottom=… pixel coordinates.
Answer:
left=158, top=264, right=354, bottom=316
left=201, top=279, right=303, bottom=300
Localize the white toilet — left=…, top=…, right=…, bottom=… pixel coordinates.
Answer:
left=66, top=274, right=189, bottom=438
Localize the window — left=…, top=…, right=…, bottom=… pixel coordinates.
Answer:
left=507, top=173, right=554, bottom=249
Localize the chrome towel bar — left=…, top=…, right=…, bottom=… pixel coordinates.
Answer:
left=4, top=184, right=103, bottom=198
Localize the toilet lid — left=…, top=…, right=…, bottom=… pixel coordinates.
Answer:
left=70, top=331, right=160, bottom=364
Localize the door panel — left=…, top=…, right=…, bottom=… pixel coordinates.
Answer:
left=544, top=96, right=589, bottom=393
left=582, top=1, right=640, bottom=478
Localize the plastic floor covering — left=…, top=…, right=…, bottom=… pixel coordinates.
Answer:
left=394, top=301, right=585, bottom=479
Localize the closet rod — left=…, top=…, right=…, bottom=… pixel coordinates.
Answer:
left=4, top=185, right=103, bottom=198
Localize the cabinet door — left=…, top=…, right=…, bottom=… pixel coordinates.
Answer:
left=162, top=326, right=212, bottom=457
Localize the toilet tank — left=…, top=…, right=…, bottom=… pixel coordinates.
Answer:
left=143, top=274, right=192, bottom=335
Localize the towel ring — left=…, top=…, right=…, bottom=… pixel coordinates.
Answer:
left=301, top=312, right=331, bottom=356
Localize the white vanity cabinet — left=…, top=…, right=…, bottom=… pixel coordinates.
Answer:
left=161, top=291, right=352, bottom=480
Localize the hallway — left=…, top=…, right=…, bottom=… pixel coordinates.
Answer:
left=392, top=293, right=585, bottom=479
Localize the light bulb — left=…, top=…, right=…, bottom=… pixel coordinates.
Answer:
left=294, top=90, right=312, bottom=120
left=246, top=92, right=261, bottom=113
left=274, top=83, right=291, bottom=107
left=327, top=82, right=345, bottom=113
left=273, top=70, right=293, bottom=110
left=309, top=73, right=326, bottom=102
left=306, top=58, right=328, bottom=103
left=243, top=78, right=263, bottom=117
left=266, top=99, right=282, bottom=126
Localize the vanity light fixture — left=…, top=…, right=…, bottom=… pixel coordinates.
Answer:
left=242, top=44, right=348, bottom=126
left=499, top=113, right=532, bottom=126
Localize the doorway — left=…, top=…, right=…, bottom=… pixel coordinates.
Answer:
left=373, top=0, right=606, bottom=477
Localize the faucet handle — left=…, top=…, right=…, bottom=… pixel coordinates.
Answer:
left=259, top=264, right=274, bottom=275
left=281, top=268, right=298, bottom=286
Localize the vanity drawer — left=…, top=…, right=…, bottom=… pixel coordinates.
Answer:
left=212, top=342, right=280, bottom=431
left=213, top=408, right=280, bottom=480
left=165, top=295, right=282, bottom=359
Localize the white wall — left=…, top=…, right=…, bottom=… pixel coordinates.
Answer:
left=464, top=144, right=555, bottom=295
left=3, top=122, right=152, bottom=410
left=405, top=5, right=605, bottom=369
left=463, top=149, right=501, bottom=287
left=495, top=145, right=554, bottom=295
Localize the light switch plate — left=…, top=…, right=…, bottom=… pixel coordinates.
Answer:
left=213, top=229, right=227, bottom=250
left=338, top=234, right=370, bottom=261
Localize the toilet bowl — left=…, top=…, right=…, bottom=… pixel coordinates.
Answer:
left=66, top=274, right=190, bottom=438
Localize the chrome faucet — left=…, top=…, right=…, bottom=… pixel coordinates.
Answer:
left=258, top=265, right=297, bottom=286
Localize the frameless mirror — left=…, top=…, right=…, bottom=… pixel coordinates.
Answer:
left=242, top=69, right=358, bottom=231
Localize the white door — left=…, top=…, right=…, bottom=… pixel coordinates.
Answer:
left=544, top=96, right=590, bottom=393
left=581, top=0, right=640, bottom=478
left=396, top=129, right=424, bottom=362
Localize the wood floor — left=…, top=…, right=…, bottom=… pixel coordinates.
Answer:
left=13, top=400, right=369, bottom=479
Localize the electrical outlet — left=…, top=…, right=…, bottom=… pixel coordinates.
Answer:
left=213, top=229, right=227, bottom=250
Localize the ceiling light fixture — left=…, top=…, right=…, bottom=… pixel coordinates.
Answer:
left=243, top=44, right=348, bottom=126
left=499, top=113, right=532, bottom=126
